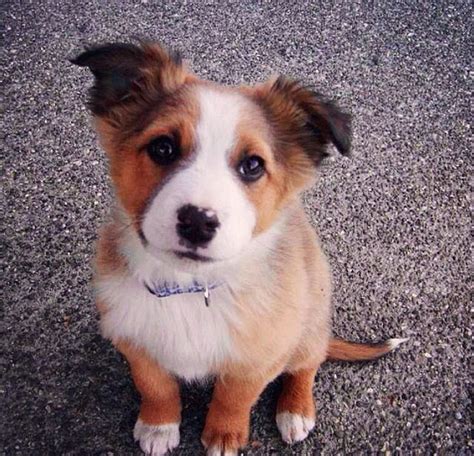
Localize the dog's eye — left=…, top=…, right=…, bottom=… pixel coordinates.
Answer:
left=237, top=155, right=265, bottom=182
left=147, top=136, right=179, bottom=166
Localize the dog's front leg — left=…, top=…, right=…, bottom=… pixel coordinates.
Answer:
left=116, top=341, right=181, bottom=456
left=201, top=373, right=270, bottom=455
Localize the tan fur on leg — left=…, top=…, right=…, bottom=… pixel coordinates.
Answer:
left=202, top=374, right=270, bottom=454
left=277, top=367, right=317, bottom=417
left=276, top=367, right=318, bottom=444
left=116, top=341, right=181, bottom=425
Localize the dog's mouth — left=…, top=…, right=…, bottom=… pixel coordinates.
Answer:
left=140, top=232, right=218, bottom=263
left=173, top=250, right=215, bottom=262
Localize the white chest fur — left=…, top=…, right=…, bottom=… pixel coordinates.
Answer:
left=96, top=274, right=239, bottom=381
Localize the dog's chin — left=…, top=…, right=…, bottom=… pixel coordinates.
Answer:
left=146, top=244, right=230, bottom=273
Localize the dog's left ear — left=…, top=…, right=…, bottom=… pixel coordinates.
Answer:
left=253, top=76, right=351, bottom=164
left=70, top=41, right=188, bottom=119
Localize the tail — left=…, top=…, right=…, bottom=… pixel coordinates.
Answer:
left=326, top=337, right=409, bottom=361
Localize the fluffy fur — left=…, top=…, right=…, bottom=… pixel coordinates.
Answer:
left=72, top=41, right=407, bottom=455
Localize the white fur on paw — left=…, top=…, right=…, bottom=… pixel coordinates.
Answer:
left=206, top=446, right=238, bottom=456
left=134, top=419, right=180, bottom=455
left=276, top=412, right=315, bottom=444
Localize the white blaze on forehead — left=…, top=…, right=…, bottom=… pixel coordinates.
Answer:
left=195, top=86, right=243, bottom=164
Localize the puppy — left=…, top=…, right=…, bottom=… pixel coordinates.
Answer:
left=71, top=41, right=407, bottom=455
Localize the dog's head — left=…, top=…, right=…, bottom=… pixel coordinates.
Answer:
left=72, top=41, right=350, bottom=271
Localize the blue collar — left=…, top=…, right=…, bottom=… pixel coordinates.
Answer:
left=144, top=280, right=222, bottom=306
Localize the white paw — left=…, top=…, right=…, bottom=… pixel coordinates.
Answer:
left=133, top=419, right=180, bottom=455
left=276, top=412, right=315, bottom=444
left=206, top=446, right=238, bottom=456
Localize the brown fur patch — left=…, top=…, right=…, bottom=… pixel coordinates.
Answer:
left=116, top=340, right=181, bottom=425
left=73, top=42, right=201, bottom=231
left=95, top=87, right=200, bottom=231
left=231, top=111, right=288, bottom=234
left=277, top=368, right=318, bottom=419
left=95, top=221, right=127, bottom=277
left=72, top=42, right=196, bottom=131
left=202, top=375, right=270, bottom=451
left=228, top=100, right=315, bottom=235
left=245, top=76, right=351, bottom=166
left=326, top=338, right=395, bottom=361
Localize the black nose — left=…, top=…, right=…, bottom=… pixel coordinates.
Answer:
left=176, top=204, right=220, bottom=247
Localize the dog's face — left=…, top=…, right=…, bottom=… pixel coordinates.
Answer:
left=72, top=42, right=350, bottom=271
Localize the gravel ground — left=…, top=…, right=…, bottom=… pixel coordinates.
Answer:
left=2, top=1, right=472, bottom=454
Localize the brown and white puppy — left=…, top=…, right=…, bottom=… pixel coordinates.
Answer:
left=71, top=41, right=407, bottom=456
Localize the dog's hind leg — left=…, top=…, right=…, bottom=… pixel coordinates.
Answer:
left=276, top=366, right=319, bottom=444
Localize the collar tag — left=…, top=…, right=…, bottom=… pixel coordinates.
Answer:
left=203, top=285, right=210, bottom=307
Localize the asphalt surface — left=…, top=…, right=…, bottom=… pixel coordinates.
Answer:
left=2, top=1, right=472, bottom=454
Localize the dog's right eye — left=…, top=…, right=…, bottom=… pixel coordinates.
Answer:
left=147, top=136, right=180, bottom=166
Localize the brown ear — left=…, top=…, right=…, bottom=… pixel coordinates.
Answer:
left=70, top=41, right=189, bottom=120
left=253, top=76, right=351, bottom=164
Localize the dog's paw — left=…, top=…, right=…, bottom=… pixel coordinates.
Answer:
left=201, top=428, right=245, bottom=456
left=205, top=445, right=239, bottom=456
left=276, top=412, right=315, bottom=444
left=134, top=418, right=180, bottom=455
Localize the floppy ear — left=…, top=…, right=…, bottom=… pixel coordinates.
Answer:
left=253, top=76, right=351, bottom=164
left=70, top=41, right=188, bottom=119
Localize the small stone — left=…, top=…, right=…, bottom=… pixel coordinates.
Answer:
left=250, top=441, right=263, bottom=448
